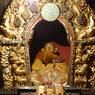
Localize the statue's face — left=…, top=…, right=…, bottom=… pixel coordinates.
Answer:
left=44, top=43, right=55, bottom=53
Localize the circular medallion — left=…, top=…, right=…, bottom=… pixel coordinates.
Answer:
left=77, top=14, right=87, bottom=26
left=13, top=16, right=22, bottom=27
left=41, top=3, right=60, bottom=21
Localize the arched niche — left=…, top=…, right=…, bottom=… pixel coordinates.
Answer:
left=25, top=15, right=75, bottom=86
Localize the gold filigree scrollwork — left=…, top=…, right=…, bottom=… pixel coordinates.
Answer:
left=0, top=0, right=28, bottom=89
left=0, top=0, right=95, bottom=89
left=9, top=45, right=27, bottom=87
left=75, top=44, right=95, bottom=87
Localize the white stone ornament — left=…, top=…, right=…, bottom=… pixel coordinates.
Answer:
left=41, top=3, right=60, bottom=21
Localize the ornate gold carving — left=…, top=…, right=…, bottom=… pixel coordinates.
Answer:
left=0, top=0, right=26, bottom=40
left=1, top=46, right=13, bottom=89
left=9, top=45, right=28, bottom=87
left=75, top=44, right=95, bottom=87
left=0, top=0, right=95, bottom=89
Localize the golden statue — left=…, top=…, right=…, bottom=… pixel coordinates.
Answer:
left=31, top=43, right=68, bottom=84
